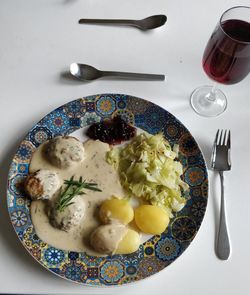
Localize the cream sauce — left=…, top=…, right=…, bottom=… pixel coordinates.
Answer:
left=90, top=224, right=128, bottom=255
left=30, top=139, right=125, bottom=256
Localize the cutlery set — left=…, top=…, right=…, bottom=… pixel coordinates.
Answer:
left=71, top=14, right=167, bottom=81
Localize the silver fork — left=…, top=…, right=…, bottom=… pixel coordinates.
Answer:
left=211, top=129, right=231, bottom=260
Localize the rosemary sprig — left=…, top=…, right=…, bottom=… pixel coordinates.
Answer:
left=56, top=176, right=102, bottom=212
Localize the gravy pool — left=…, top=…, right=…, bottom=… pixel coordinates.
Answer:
left=29, top=139, right=125, bottom=256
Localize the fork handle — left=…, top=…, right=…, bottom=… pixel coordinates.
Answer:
left=217, top=171, right=230, bottom=260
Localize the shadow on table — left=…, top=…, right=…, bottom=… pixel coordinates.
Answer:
left=63, top=0, right=78, bottom=4
left=0, top=138, right=60, bottom=281
left=59, top=71, right=87, bottom=85
left=197, top=137, right=220, bottom=254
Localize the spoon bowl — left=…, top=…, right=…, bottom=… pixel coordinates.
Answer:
left=70, top=63, right=102, bottom=81
left=137, top=15, right=167, bottom=30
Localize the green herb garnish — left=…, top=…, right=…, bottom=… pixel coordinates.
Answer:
left=56, top=176, right=102, bottom=212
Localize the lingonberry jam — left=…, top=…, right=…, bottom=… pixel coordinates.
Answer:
left=86, top=116, right=136, bottom=145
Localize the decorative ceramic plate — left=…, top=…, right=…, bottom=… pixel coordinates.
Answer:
left=7, top=94, right=208, bottom=286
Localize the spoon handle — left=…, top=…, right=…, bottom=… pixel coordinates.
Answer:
left=79, top=19, right=137, bottom=26
left=102, top=71, right=165, bottom=81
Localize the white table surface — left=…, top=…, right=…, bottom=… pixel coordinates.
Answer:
left=1, top=0, right=250, bottom=294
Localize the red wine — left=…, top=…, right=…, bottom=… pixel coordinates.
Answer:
left=203, top=19, right=250, bottom=84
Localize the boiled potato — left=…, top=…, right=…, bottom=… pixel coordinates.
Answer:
left=115, top=229, right=140, bottom=254
left=134, top=205, right=169, bottom=234
left=99, top=198, right=134, bottom=225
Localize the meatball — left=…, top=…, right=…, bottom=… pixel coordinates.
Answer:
left=25, top=170, right=60, bottom=200
left=44, top=136, right=85, bottom=169
left=90, top=224, right=127, bottom=255
left=50, top=195, right=86, bottom=232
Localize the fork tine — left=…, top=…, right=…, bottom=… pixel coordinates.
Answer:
left=218, top=129, right=224, bottom=145
left=214, top=129, right=219, bottom=145
left=211, top=130, right=219, bottom=169
left=227, top=130, right=231, bottom=149
left=222, top=129, right=227, bottom=145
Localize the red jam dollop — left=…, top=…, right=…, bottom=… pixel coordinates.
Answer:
left=86, top=116, right=136, bottom=145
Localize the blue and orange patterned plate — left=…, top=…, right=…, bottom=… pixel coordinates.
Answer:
left=7, top=94, right=208, bottom=286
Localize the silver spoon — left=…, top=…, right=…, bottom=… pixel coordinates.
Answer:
left=70, top=63, right=165, bottom=81
left=78, top=15, right=167, bottom=30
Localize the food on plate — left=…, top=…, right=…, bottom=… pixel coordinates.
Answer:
left=26, top=125, right=188, bottom=256
left=115, top=228, right=140, bottom=254
left=48, top=176, right=101, bottom=231
left=49, top=195, right=86, bottom=231
left=95, top=198, right=139, bottom=254
left=55, top=176, right=101, bottom=213
left=90, top=224, right=126, bottom=254
left=134, top=204, right=170, bottom=235
left=90, top=224, right=140, bottom=255
left=86, top=116, right=137, bottom=145
left=44, top=136, right=85, bottom=169
left=107, top=132, right=189, bottom=217
left=24, top=169, right=60, bottom=200
left=99, top=197, right=134, bottom=225
left=29, top=138, right=125, bottom=255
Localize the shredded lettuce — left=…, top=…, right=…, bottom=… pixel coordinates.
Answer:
left=106, top=132, right=189, bottom=217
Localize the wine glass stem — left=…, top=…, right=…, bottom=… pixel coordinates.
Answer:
left=206, top=83, right=217, bottom=102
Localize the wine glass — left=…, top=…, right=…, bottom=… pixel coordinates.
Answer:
left=190, top=6, right=250, bottom=117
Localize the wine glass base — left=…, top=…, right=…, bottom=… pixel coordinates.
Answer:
left=190, top=85, right=227, bottom=117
